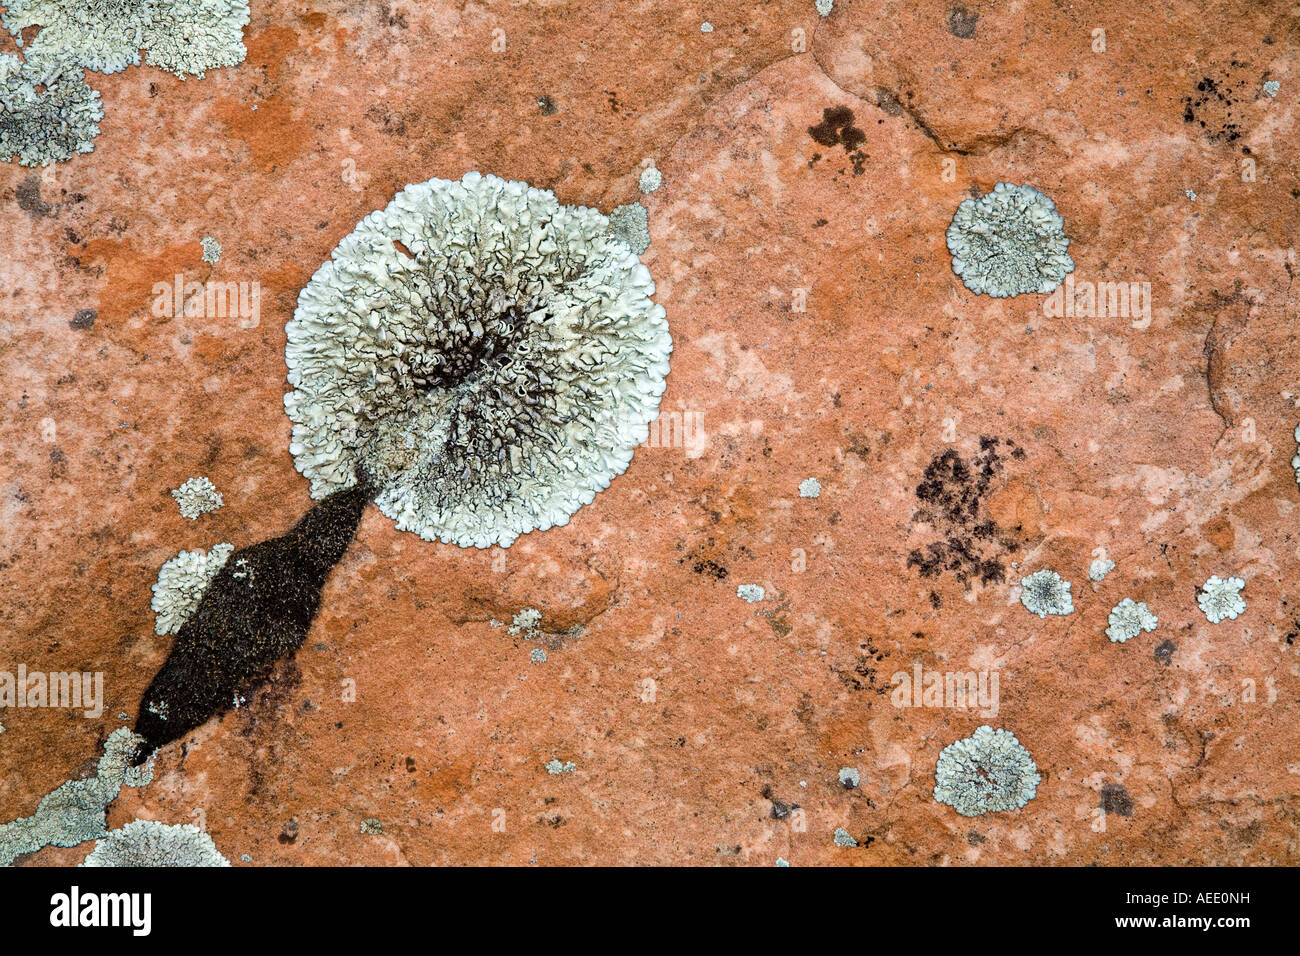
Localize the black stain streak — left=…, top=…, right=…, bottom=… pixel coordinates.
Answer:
left=132, top=480, right=373, bottom=763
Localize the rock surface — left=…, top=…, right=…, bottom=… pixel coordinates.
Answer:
left=1, top=0, right=1297, bottom=865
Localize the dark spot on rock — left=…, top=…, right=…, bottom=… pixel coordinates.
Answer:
left=875, top=88, right=904, bottom=117
left=16, top=174, right=52, bottom=218
left=946, top=5, right=978, bottom=39
left=808, top=106, right=865, bottom=152
left=1099, top=783, right=1133, bottom=817
left=761, top=785, right=797, bottom=819
left=537, top=95, right=558, bottom=115
left=69, top=309, right=96, bottom=330
left=278, top=818, right=300, bottom=844
left=405, top=756, right=416, bottom=772
left=1153, top=638, right=1176, bottom=665
left=907, top=439, right=1021, bottom=587
left=692, top=558, right=728, bottom=580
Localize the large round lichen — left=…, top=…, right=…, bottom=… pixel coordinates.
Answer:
left=933, top=725, right=1041, bottom=817
left=284, top=172, right=672, bottom=549
left=946, top=182, right=1074, bottom=297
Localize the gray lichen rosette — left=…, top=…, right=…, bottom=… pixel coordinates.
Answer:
left=285, top=172, right=672, bottom=548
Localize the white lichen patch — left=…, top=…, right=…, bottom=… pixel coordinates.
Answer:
left=1088, top=557, right=1115, bottom=582
left=933, top=725, right=1040, bottom=817
left=1198, top=574, right=1246, bottom=624
left=0, top=728, right=152, bottom=866
left=200, top=235, right=222, bottom=263
left=838, top=767, right=860, bottom=789
left=1291, top=424, right=1300, bottom=486
left=608, top=201, right=651, bottom=255
left=1019, top=569, right=1074, bottom=618
left=0, top=55, right=103, bottom=166
left=508, top=607, right=543, bottom=637
left=151, top=542, right=234, bottom=635
left=3, top=0, right=250, bottom=78
left=285, top=172, right=671, bottom=549
left=1105, top=598, right=1158, bottom=643
left=82, top=820, right=229, bottom=867
left=545, top=759, right=576, bottom=775
left=736, top=584, right=765, bottom=603
left=798, top=477, right=822, bottom=498
left=1263, top=80, right=1280, bottom=98
left=171, top=476, right=223, bottom=519
left=946, top=182, right=1074, bottom=297
left=637, top=166, right=662, bottom=194
left=832, top=827, right=857, bottom=847
left=815, top=0, right=835, bottom=15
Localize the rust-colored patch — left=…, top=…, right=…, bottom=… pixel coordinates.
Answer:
left=213, top=97, right=312, bottom=173
left=78, top=238, right=201, bottom=328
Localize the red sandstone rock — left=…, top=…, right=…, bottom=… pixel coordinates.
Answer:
left=1, top=0, right=1297, bottom=865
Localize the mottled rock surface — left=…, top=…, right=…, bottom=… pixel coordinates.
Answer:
left=1, top=1, right=1297, bottom=865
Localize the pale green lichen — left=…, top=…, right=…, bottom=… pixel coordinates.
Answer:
left=284, top=173, right=671, bottom=549
left=3, top=0, right=250, bottom=79
left=1291, top=424, right=1300, bottom=486
left=150, top=542, right=233, bottom=635
left=0, top=728, right=153, bottom=866
left=608, top=201, right=650, bottom=255
left=200, top=235, right=222, bottom=263
left=933, top=725, right=1040, bottom=817
left=947, top=183, right=1074, bottom=297
left=1198, top=574, right=1246, bottom=624
left=1088, top=557, right=1115, bottom=581
left=0, top=54, right=103, bottom=166
left=1019, top=569, right=1074, bottom=618
left=82, top=820, right=229, bottom=867
left=798, top=477, right=821, bottom=498
left=832, top=827, right=857, bottom=847
left=545, top=759, right=575, bottom=775
left=637, top=167, right=662, bottom=194
left=736, top=584, right=765, bottom=603
left=1105, top=598, right=1157, bottom=643
left=838, top=767, right=860, bottom=789
left=171, top=476, right=223, bottom=519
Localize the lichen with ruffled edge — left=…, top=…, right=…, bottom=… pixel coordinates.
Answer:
left=82, top=820, right=230, bottom=867
left=0, top=728, right=153, bottom=866
left=1019, top=569, right=1074, bottom=618
left=150, top=542, right=234, bottom=635
left=0, top=54, right=103, bottom=166
left=1198, top=574, right=1245, bottom=624
left=933, top=725, right=1040, bottom=817
left=946, top=182, right=1074, bottom=297
left=284, top=172, right=671, bottom=549
left=1105, top=598, right=1158, bottom=643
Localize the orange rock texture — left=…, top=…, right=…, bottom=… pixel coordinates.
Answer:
left=2, top=0, right=1298, bottom=865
